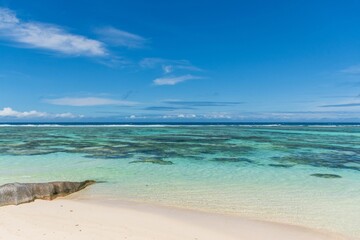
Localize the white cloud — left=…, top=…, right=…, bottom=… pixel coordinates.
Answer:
left=141, top=58, right=205, bottom=85
left=54, top=112, right=81, bottom=118
left=95, top=26, right=146, bottom=48
left=0, top=107, right=47, bottom=118
left=153, top=74, right=203, bottom=86
left=0, top=107, right=81, bottom=118
left=162, top=65, right=173, bottom=73
left=140, top=58, right=203, bottom=74
left=0, top=7, right=107, bottom=56
left=176, top=114, right=197, bottom=118
left=45, top=97, right=137, bottom=106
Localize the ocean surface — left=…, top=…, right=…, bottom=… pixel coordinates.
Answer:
left=0, top=123, right=359, bottom=238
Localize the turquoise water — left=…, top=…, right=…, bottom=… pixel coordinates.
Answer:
left=0, top=125, right=359, bottom=238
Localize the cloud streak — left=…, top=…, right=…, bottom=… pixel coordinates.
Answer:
left=45, top=97, right=137, bottom=106
left=153, top=74, right=203, bottom=85
left=95, top=26, right=146, bottom=48
left=0, top=7, right=107, bottom=56
left=143, top=106, right=195, bottom=111
left=164, top=100, right=243, bottom=107
left=320, top=102, right=360, bottom=108
left=141, top=58, right=205, bottom=86
left=0, top=107, right=81, bottom=118
left=341, top=64, right=360, bottom=75
left=140, top=58, right=203, bottom=74
left=123, top=111, right=360, bottom=121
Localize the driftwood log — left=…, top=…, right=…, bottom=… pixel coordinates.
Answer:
left=0, top=180, right=95, bottom=207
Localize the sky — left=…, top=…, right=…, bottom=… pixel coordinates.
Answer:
left=1, top=0, right=360, bottom=122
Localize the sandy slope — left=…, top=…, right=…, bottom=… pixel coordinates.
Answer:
left=0, top=199, right=345, bottom=240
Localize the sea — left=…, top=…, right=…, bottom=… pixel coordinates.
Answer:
left=0, top=122, right=359, bottom=238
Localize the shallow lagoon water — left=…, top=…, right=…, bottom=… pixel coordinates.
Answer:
left=0, top=124, right=359, bottom=238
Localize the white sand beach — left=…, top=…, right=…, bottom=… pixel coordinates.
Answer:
left=0, top=198, right=346, bottom=240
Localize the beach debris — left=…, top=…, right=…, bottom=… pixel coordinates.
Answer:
left=310, top=173, right=342, bottom=179
left=129, top=158, right=174, bottom=165
left=0, top=180, right=95, bottom=207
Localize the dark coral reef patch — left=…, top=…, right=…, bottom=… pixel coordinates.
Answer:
left=310, top=173, right=342, bottom=179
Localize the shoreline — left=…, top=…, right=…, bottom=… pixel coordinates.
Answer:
left=0, top=197, right=348, bottom=240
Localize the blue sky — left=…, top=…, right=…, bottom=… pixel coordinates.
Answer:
left=1, top=0, right=360, bottom=122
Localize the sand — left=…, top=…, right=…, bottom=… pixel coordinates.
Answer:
left=0, top=197, right=347, bottom=240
